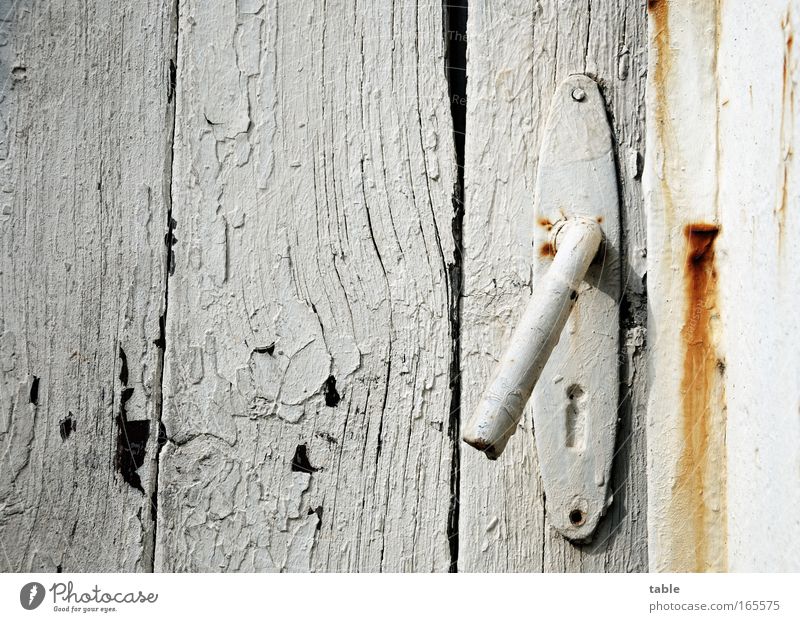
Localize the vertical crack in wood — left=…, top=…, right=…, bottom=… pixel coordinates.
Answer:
left=147, top=0, right=180, bottom=573
left=604, top=67, right=649, bottom=568
left=443, top=0, right=468, bottom=574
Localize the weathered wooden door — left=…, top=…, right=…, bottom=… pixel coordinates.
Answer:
left=1, top=0, right=460, bottom=573
left=1, top=0, right=798, bottom=573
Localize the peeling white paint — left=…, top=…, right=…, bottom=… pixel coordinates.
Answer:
left=0, top=0, right=174, bottom=571
left=159, top=1, right=458, bottom=571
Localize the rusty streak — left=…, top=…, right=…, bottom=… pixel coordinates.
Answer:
left=648, top=0, right=677, bottom=227
left=673, top=223, right=727, bottom=571
left=649, top=0, right=728, bottom=571
left=648, top=0, right=671, bottom=118
left=778, top=13, right=794, bottom=248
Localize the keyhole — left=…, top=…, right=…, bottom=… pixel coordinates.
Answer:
left=565, top=384, right=586, bottom=449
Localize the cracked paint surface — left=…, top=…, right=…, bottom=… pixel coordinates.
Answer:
left=0, top=0, right=175, bottom=571
left=159, top=0, right=458, bottom=571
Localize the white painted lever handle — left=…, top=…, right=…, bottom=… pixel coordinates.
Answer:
left=462, top=217, right=603, bottom=459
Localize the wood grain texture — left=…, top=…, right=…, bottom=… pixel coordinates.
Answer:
left=460, top=0, right=648, bottom=571
left=157, top=0, right=458, bottom=571
left=0, top=0, right=175, bottom=571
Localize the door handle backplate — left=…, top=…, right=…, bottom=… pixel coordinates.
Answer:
left=463, top=74, right=621, bottom=542
left=532, top=74, right=620, bottom=541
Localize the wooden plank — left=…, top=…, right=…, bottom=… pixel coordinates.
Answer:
left=158, top=0, right=458, bottom=571
left=460, top=0, right=648, bottom=571
left=644, top=0, right=726, bottom=573
left=717, top=0, right=800, bottom=572
left=645, top=0, right=800, bottom=571
left=0, top=1, right=175, bottom=571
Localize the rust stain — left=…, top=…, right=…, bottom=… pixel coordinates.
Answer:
left=649, top=0, right=672, bottom=123
left=648, top=0, right=676, bottom=224
left=778, top=11, right=794, bottom=249
left=649, top=2, right=727, bottom=571
left=672, top=223, right=728, bottom=572
left=538, top=219, right=554, bottom=257
left=778, top=167, right=790, bottom=248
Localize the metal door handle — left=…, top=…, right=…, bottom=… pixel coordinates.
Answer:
left=462, top=216, right=602, bottom=458
left=461, top=75, right=621, bottom=542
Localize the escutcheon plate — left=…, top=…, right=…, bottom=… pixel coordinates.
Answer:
left=531, top=74, right=621, bottom=542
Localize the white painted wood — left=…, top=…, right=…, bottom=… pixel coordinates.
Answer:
left=19, top=0, right=800, bottom=575
left=643, top=0, right=725, bottom=572
left=0, top=1, right=175, bottom=571
left=645, top=0, right=800, bottom=572
left=461, top=0, right=648, bottom=571
left=717, top=0, right=800, bottom=573
left=157, top=0, right=458, bottom=571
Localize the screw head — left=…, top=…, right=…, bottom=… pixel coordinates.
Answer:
left=571, top=87, right=586, bottom=102
left=569, top=508, right=587, bottom=527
